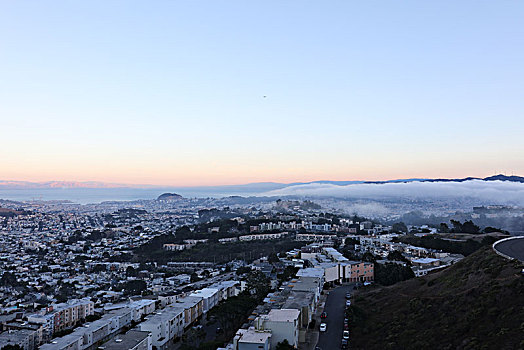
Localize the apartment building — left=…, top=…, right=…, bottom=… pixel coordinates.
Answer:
left=190, top=288, right=219, bottom=313
left=139, top=306, right=185, bottom=350
left=0, top=329, right=37, bottom=350
left=27, top=298, right=94, bottom=336
left=173, top=296, right=203, bottom=326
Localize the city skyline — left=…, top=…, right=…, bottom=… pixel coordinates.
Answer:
left=1, top=1, right=523, bottom=186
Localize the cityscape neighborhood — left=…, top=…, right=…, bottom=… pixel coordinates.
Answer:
left=1, top=194, right=514, bottom=350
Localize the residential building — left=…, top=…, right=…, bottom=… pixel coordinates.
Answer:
left=233, top=328, right=271, bottom=350
left=255, top=309, right=300, bottom=348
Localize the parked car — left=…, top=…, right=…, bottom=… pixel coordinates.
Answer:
left=345, top=293, right=351, bottom=299
left=320, top=323, right=327, bottom=332
left=320, top=312, right=327, bottom=319
left=346, top=300, right=351, bottom=307
left=341, top=339, right=348, bottom=349
left=343, top=330, right=350, bottom=340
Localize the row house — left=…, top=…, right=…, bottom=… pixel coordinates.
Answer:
left=173, top=296, right=203, bottom=326
left=189, top=288, right=219, bottom=314
left=139, top=306, right=185, bottom=350
left=210, top=280, right=240, bottom=301
left=238, top=232, right=288, bottom=241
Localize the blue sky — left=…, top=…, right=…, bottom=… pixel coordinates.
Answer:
left=1, top=1, right=523, bottom=185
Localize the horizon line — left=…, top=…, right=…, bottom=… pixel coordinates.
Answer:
left=0, top=173, right=520, bottom=189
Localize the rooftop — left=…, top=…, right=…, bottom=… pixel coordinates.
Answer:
left=236, top=328, right=271, bottom=344
left=101, top=330, right=150, bottom=350
left=267, top=309, right=300, bottom=322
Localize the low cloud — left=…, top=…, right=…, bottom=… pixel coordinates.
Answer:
left=265, top=180, right=524, bottom=206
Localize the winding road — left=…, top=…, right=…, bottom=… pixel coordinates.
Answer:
left=493, top=236, right=524, bottom=262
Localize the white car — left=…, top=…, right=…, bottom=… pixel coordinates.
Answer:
left=319, top=323, right=327, bottom=332
left=346, top=300, right=351, bottom=307
left=343, top=330, right=350, bottom=340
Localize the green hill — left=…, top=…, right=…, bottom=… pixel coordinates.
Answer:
left=349, top=247, right=524, bottom=350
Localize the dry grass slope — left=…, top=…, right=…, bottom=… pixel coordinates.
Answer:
left=350, top=247, right=524, bottom=350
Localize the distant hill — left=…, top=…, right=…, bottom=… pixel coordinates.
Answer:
left=0, top=180, right=145, bottom=189
left=157, top=193, right=183, bottom=201
left=0, top=174, right=522, bottom=193
left=349, top=247, right=524, bottom=350
left=0, top=207, right=30, bottom=217
left=483, top=174, right=524, bottom=183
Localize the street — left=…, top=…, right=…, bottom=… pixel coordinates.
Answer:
left=493, top=236, right=524, bottom=262
left=316, top=284, right=354, bottom=350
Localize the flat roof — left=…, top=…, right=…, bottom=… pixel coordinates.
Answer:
left=102, top=330, right=150, bottom=350
left=268, top=309, right=300, bottom=322
left=190, top=288, right=219, bottom=298
left=236, top=329, right=271, bottom=344
left=296, top=268, right=324, bottom=278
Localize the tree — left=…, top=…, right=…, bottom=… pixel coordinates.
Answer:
left=439, top=223, right=450, bottom=233
left=0, top=272, right=18, bottom=287
left=450, top=220, right=463, bottom=233
left=392, top=222, right=408, bottom=233
left=483, top=226, right=509, bottom=235
left=245, top=271, right=270, bottom=301
left=126, top=266, right=137, bottom=277
left=236, top=266, right=252, bottom=275
left=362, top=252, right=377, bottom=263
left=277, top=266, right=299, bottom=284
left=181, top=327, right=205, bottom=349
left=1, top=345, right=23, bottom=350
left=345, top=237, right=359, bottom=246
left=374, top=263, right=415, bottom=286
left=276, top=339, right=294, bottom=350
left=190, top=272, right=200, bottom=283
left=208, top=294, right=258, bottom=339
left=92, top=264, right=106, bottom=273
left=387, top=251, right=410, bottom=265
left=268, top=252, right=280, bottom=263
left=121, top=280, right=147, bottom=296
left=462, top=220, right=480, bottom=234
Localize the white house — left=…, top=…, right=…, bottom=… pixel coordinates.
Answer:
left=233, top=328, right=271, bottom=350
left=190, top=288, right=219, bottom=314
left=255, top=309, right=300, bottom=348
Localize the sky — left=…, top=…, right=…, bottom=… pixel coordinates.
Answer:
left=1, top=1, right=523, bottom=186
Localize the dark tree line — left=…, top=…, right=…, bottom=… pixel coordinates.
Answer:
left=395, top=235, right=497, bottom=256
left=375, top=263, right=415, bottom=286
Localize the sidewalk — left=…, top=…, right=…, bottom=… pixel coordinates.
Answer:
left=298, top=290, right=329, bottom=350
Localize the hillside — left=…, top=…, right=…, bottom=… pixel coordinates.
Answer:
left=349, top=247, right=524, bottom=350
left=157, top=193, right=183, bottom=201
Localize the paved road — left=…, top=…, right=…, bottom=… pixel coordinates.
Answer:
left=493, top=236, right=524, bottom=262
left=316, top=284, right=354, bottom=350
